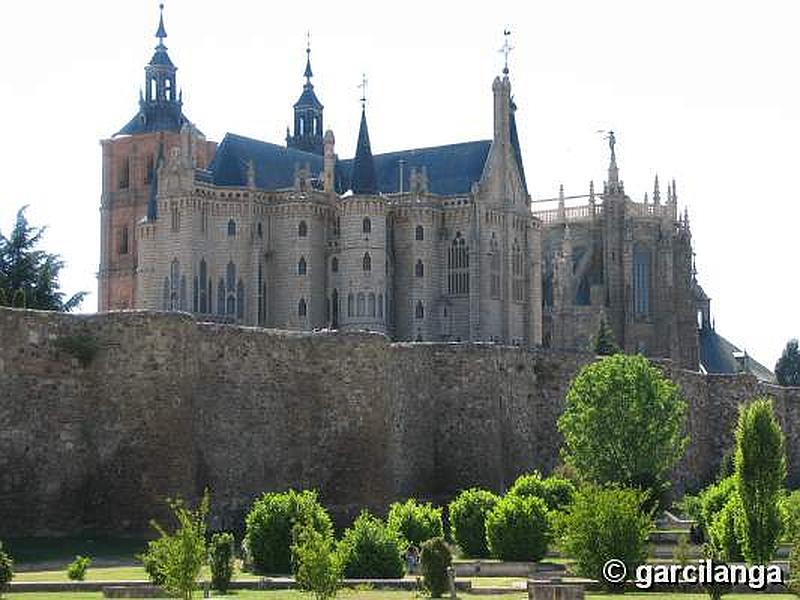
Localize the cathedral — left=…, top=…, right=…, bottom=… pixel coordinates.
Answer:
left=98, top=6, right=771, bottom=377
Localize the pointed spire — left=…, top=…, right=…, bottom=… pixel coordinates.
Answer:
left=653, top=174, right=661, bottom=205
left=351, top=106, right=377, bottom=195
left=558, top=183, right=566, bottom=221
left=155, top=3, right=167, bottom=48
left=303, top=32, right=314, bottom=83
left=644, top=192, right=649, bottom=204
left=671, top=178, right=677, bottom=202
left=589, top=180, right=595, bottom=204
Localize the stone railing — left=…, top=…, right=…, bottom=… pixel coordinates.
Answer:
left=534, top=203, right=603, bottom=224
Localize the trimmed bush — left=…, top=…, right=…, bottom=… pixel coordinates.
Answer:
left=67, top=555, right=91, bottom=581
left=420, top=537, right=452, bottom=598
left=208, top=532, right=235, bottom=593
left=709, top=496, right=743, bottom=562
left=244, top=489, right=333, bottom=574
left=139, top=536, right=170, bottom=585
left=558, top=485, right=652, bottom=590
left=485, top=494, right=549, bottom=561
left=508, top=472, right=576, bottom=512
left=780, top=490, right=800, bottom=542
left=698, top=476, right=736, bottom=537
left=0, top=542, right=14, bottom=596
left=292, top=524, right=342, bottom=600
left=449, top=488, right=499, bottom=558
left=337, top=511, right=405, bottom=579
left=387, top=499, right=443, bottom=548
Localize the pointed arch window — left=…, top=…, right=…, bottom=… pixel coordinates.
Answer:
left=298, top=297, right=307, bottom=317
left=298, top=256, right=307, bottom=275
left=415, top=225, right=424, bottom=241
left=368, top=293, right=376, bottom=317
left=415, top=300, right=424, bottom=320
left=237, top=280, right=245, bottom=320
left=363, top=252, right=372, bottom=272
left=199, top=259, right=208, bottom=313
left=512, top=239, right=524, bottom=303
left=447, top=232, right=469, bottom=295
left=415, top=259, right=424, bottom=278
left=227, top=219, right=236, bottom=237
left=377, top=293, right=384, bottom=318
left=298, top=220, right=308, bottom=237
left=331, top=257, right=339, bottom=273
left=634, top=245, right=651, bottom=316
left=217, top=278, right=225, bottom=316
left=347, top=293, right=354, bottom=317
left=490, top=233, right=500, bottom=299
left=362, top=217, right=371, bottom=234
left=357, top=293, right=366, bottom=317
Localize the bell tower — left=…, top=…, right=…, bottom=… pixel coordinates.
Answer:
left=286, top=36, right=324, bottom=155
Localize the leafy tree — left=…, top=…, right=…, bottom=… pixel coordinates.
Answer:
left=558, top=484, right=652, bottom=591
left=139, top=491, right=209, bottom=600
left=66, top=555, right=91, bottom=581
left=734, top=397, right=786, bottom=563
left=698, top=476, right=737, bottom=539
left=420, top=538, right=452, bottom=598
left=593, top=318, right=620, bottom=355
left=0, top=542, right=13, bottom=599
left=708, top=495, right=743, bottom=562
left=448, top=488, right=499, bottom=558
left=0, top=206, right=86, bottom=311
left=244, top=489, right=333, bottom=574
left=292, top=524, right=343, bottom=600
left=557, top=354, right=688, bottom=506
left=788, top=535, right=800, bottom=595
left=776, top=339, right=800, bottom=387
left=336, top=511, right=405, bottom=579
left=508, top=472, right=576, bottom=512
left=386, top=498, right=443, bottom=548
left=208, top=532, right=235, bottom=593
left=485, top=494, right=550, bottom=561
left=780, top=490, right=800, bottom=543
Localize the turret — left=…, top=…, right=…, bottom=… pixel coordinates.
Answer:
left=286, top=37, right=324, bottom=155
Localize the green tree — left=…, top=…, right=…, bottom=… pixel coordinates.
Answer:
left=557, top=354, right=688, bottom=506
left=336, top=511, right=405, bottom=579
left=386, top=498, right=443, bottom=548
left=208, top=532, right=235, bottom=593
left=420, top=537, right=452, bottom=598
left=734, top=397, right=786, bottom=563
left=558, top=484, right=652, bottom=591
left=708, top=495, right=743, bottom=562
left=292, top=524, right=343, bottom=600
left=0, top=542, right=13, bottom=599
left=776, top=339, right=800, bottom=387
left=485, top=494, right=550, bottom=561
left=508, top=472, right=576, bottom=512
left=448, top=488, right=499, bottom=558
left=593, top=318, right=620, bottom=355
left=66, top=555, right=91, bottom=581
left=780, top=490, right=800, bottom=543
left=139, top=491, right=209, bottom=600
left=0, top=206, right=86, bottom=312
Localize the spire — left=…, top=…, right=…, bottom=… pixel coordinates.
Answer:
left=606, top=130, right=620, bottom=193
left=155, top=3, right=167, bottom=48
left=351, top=105, right=377, bottom=195
left=653, top=174, right=661, bottom=205
left=671, top=178, right=678, bottom=202
left=287, top=34, right=324, bottom=154
left=303, top=32, right=313, bottom=83
left=644, top=191, right=649, bottom=204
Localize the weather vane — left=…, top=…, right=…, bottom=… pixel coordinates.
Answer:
left=499, top=29, right=513, bottom=75
left=306, top=31, right=311, bottom=54
left=358, top=73, right=368, bottom=107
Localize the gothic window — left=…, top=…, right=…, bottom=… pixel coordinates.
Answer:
left=162, top=277, right=169, bottom=310
left=331, top=257, right=339, bottom=273
left=257, top=263, right=266, bottom=325
left=225, top=262, right=237, bottom=318
left=298, top=220, right=307, bottom=237
left=415, top=259, right=424, bottom=278
left=227, top=219, right=236, bottom=237
left=377, top=293, right=384, bottom=318
left=193, top=277, right=198, bottom=312
left=298, top=256, right=307, bottom=275
left=237, top=280, right=245, bottom=320
left=226, top=262, right=236, bottom=291
left=145, top=154, right=154, bottom=184
left=368, top=293, right=376, bottom=317
left=217, top=278, right=225, bottom=316
left=171, top=204, right=179, bottom=232
left=447, top=232, right=469, bottom=295
left=363, top=252, right=371, bottom=272
left=415, top=225, right=424, bottom=241
left=298, top=298, right=307, bottom=317
left=118, top=157, right=130, bottom=190
left=357, top=293, right=365, bottom=316
left=347, top=293, right=354, bottom=317
left=634, top=245, right=651, bottom=316
left=257, top=222, right=263, bottom=238
left=199, top=259, right=208, bottom=313
left=208, top=278, right=213, bottom=314
left=362, top=217, right=371, bottom=234
left=415, top=300, right=424, bottom=319
left=490, top=233, right=500, bottom=299
left=118, top=226, right=129, bottom=255
left=179, top=275, right=187, bottom=311
left=512, top=239, right=524, bottom=303
left=201, top=204, right=208, bottom=234
left=167, top=258, right=180, bottom=311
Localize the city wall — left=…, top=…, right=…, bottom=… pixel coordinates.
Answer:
left=0, top=307, right=797, bottom=536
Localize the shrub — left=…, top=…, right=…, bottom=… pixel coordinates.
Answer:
left=449, top=489, right=499, bottom=558
left=781, top=490, right=800, bottom=542
left=708, top=496, right=743, bottom=562
left=789, top=535, right=800, bottom=595
left=386, top=499, right=443, bottom=548
left=508, top=472, right=576, bottom=512
left=292, top=524, right=342, bottom=600
left=337, top=511, right=404, bottom=579
left=138, top=491, right=209, bottom=600
left=66, top=555, right=91, bottom=581
left=244, top=489, right=333, bottom=574
left=420, top=537, right=452, bottom=598
left=0, top=542, right=13, bottom=598
left=558, top=485, right=652, bottom=590
left=734, top=397, right=786, bottom=563
left=698, top=476, right=736, bottom=537
left=557, top=354, right=688, bottom=508
left=139, top=536, right=170, bottom=585
left=208, top=532, right=235, bottom=593
left=485, top=494, right=549, bottom=562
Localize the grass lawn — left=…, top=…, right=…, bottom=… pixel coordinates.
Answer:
left=4, top=538, right=148, bottom=566
left=12, top=564, right=266, bottom=582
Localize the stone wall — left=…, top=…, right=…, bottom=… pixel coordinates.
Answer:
left=0, top=307, right=797, bottom=536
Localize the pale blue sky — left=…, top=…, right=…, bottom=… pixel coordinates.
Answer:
left=0, top=0, right=797, bottom=368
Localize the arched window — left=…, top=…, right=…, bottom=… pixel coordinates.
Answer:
left=237, top=280, right=245, bottom=319
left=227, top=219, right=236, bottom=236
left=167, top=258, right=180, bottom=311
left=447, top=232, right=469, bottom=295
left=331, top=257, right=339, bottom=273
left=415, top=259, right=424, bottom=278
left=170, top=204, right=179, bottom=232
left=225, top=262, right=237, bottom=317
left=357, top=293, right=366, bottom=316
left=298, top=256, right=307, bottom=275
left=415, top=300, right=424, bottom=320
left=634, top=245, right=651, bottom=315
left=257, top=222, right=263, bottom=238
left=226, top=262, right=236, bottom=291
left=298, top=220, right=307, bottom=237
left=377, top=293, right=384, bottom=318
left=347, top=293, right=354, bottom=317
left=298, top=298, right=307, bottom=317
left=217, top=278, right=225, bottom=315
left=415, top=225, right=424, bottom=241
left=362, top=217, right=371, bottom=234
left=490, top=233, right=500, bottom=299
left=368, top=293, right=376, bottom=317
left=512, top=239, right=524, bottom=303
left=199, top=259, right=208, bottom=313
left=363, top=252, right=372, bottom=272
left=162, top=277, right=169, bottom=310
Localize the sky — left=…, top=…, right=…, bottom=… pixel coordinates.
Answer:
left=0, top=0, right=797, bottom=369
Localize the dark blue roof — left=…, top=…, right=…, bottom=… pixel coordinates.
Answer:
left=207, top=133, right=323, bottom=189
left=350, top=109, right=377, bottom=195
left=149, top=48, right=174, bottom=67
left=700, top=327, right=774, bottom=382
left=339, top=139, right=491, bottom=196
left=115, top=103, right=191, bottom=136
left=294, top=84, right=323, bottom=109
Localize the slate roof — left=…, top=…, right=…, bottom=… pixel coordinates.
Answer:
left=294, top=84, right=323, bottom=110
left=700, top=327, right=775, bottom=382
left=115, top=104, right=192, bottom=136
left=350, top=109, right=377, bottom=195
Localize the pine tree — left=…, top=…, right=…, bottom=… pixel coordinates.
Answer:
left=0, top=206, right=85, bottom=312
left=594, top=318, right=621, bottom=355
left=775, top=339, right=800, bottom=387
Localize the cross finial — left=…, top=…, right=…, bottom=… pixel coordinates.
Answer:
left=499, top=29, right=513, bottom=75
left=306, top=31, right=311, bottom=54
left=358, top=73, right=368, bottom=108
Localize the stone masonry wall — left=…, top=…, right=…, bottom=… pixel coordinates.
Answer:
left=0, top=307, right=798, bottom=536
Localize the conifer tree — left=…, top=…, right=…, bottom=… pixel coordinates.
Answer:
left=776, top=339, right=800, bottom=387
left=593, top=318, right=621, bottom=355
